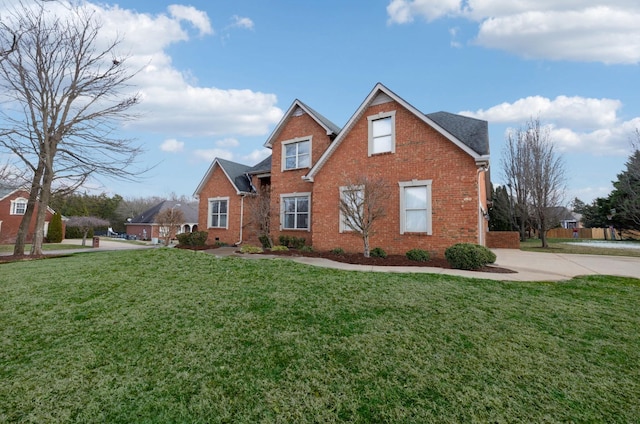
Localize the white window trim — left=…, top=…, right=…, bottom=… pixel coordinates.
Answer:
left=280, top=192, right=311, bottom=231
left=10, top=197, right=27, bottom=215
left=368, top=110, right=396, bottom=156
left=281, top=136, right=312, bottom=171
left=208, top=197, right=229, bottom=229
left=338, top=185, right=364, bottom=233
left=399, top=180, right=432, bottom=235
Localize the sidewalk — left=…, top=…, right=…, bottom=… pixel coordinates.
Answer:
left=208, top=247, right=640, bottom=282
left=4, top=241, right=639, bottom=282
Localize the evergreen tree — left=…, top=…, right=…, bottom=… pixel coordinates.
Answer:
left=46, top=212, right=64, bottom=243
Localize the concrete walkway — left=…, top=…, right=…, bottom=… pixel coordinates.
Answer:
left=4, top=240, right=639, bottom=282
left=208, top=247, right=640, bottom=282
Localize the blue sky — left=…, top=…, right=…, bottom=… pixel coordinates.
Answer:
left=4, top=0, right=640, bottom=204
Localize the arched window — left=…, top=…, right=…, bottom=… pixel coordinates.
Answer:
left=10, top=197, right=27, bottom=215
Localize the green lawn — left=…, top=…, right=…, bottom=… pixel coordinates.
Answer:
left=0, top=243, right=85, bottom=253
left=1, top=249, right=639, bottom=423
left=521, top=237, right=640, bottom=257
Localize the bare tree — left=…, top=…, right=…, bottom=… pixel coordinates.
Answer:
left=66, top=216, right=110, bottom=246
left=338, top=175, right=390, bottom=257
left=502, top=118, right=566, bottom=247
left=502, top=126, right=532, bottom=241
left=0, top=2, right=143, bottom=257
left=156, top=207, right=185, bottom=246
left=247, top=185, right=272, bottom=247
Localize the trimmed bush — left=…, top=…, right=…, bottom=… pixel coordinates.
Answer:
left=300, top=245, right=314, bottom=252
left=406, top=248, right=430, bottom=262
left=370, top=247, right=387, bottom=258
left=240, top=245, right=263, bottom=254
left=445, top=243, right=496, bottom=270
left=270, top=245, right=289, bottom=252
left=258, top=235, right=272, bottom=248
left=330, top=247, right=345, bottom=255
left=278, top=235, right=306, bottom=249
left=46, top=212, right=64, bottom=243
left=176, top=231, right=208, bottom=247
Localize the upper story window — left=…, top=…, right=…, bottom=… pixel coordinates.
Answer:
left=10, top=198, right=27, bottom=215
left=368, top=111, right=396, bottom=156
left=208, top=197, right=229, bottom=229
left=399, top=180, right=432, bottom=235
left=282, top=137, right=311, bottom=171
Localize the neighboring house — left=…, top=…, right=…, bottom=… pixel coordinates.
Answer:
left=125, top=200, right=198, bottom=242
left=194, top=83, right=491, bottom=255
left=548, top=206, right=582, bottom=229
left=0, top=187, right=58, bottom=244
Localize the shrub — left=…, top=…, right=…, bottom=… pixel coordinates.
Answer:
left=330, top=247, right=345, bottom=255
left=176, top=231, right=208, bottom=247
left=445, top=243, right=496, bottom=270
left=240, top=245, right=263, bottom=254
left=406, top=248, right=430, bottom=262
left=370, top=247, right=387, bottom=258
left=46, top=212, right=64, bottom=243
left=270, top=245, right=289, bottom=252
left=278, top=235, right=306, bottom=249
left=214, top=241, right=228, bottom=247
left=300, top=245, right=314, bottom=252
left=258, top=235, right=272, bottom=248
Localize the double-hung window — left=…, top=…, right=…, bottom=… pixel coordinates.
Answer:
left=208, top=197, right=228, bottom=229
left=11, top=198, right=27, bottom=215
left=281, top=194, right=310, bottom=230
left=399, top=180, right=432, bottom=234
left=339, top=186, right=364, bottom=232
left=282, top=138, right=311, bottom=170
left=368, top=111, right=396, bottom=155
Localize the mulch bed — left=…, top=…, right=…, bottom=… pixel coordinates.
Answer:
left=260, top=249, right=516, bottom=273
left=179, top=245, right=516, bottom=273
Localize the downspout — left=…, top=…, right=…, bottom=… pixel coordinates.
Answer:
left=236, top=193, right=246, bottom=246
left=476, top=164, right=489, bottom=245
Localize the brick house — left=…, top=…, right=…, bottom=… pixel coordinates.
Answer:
left=125, top=200, right=198, bottom=242
left=194, top=83, right=491, bottom=255
left=0, top=187, right=58, bottom=244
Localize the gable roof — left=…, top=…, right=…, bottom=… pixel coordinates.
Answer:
left=194, top=157, right=253, bottom=196
left=304, top=83, right=490, bottom=181
left=263, top=99, right=341, bottom=148
left=426, top=111, right=489, bottom=156
left=246, top=155, right=272, bottom=175
left=130, top=200, right=198, bottom=224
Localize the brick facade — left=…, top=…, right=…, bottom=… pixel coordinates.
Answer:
left=0, top=189, right=56, bottom=244
left=195, top=84, right=491, bottom=255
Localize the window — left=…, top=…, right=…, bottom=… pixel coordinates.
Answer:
left=399, top=180, right=432, bottom=234
left=281, top=194, right=310, bottom=230
left=10, top=198, right=27, bottom=215
left=208, top=197, right=229, bottom=229
left=368, top=111, right=396, bottom=155
left=282, top=137, right=311, bottom=170
left=339, top=186, right=364, bottom=232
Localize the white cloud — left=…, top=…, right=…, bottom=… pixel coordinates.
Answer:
left=387, top=1, right=640, bottom=64
left=461, top=95, right=622, bottom=129
left=160, top=138, right=185, bottom=153
left=193, top=148, right=234, bottom=162
left=461, top=96, right=639, bottom=155
left=56, top=2, right=283, bottom=137
left=230, top=15, right=254, bottom=30
left=242, top=148, right=271, bottom=164
left=216, top=138, right=240, bottom=148
left=168, top=4, right=214, bottom=36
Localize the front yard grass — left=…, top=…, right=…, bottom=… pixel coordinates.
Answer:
left=520, top=237, right=640, bottom=257
left=1, top=249, right=639, bottom=422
